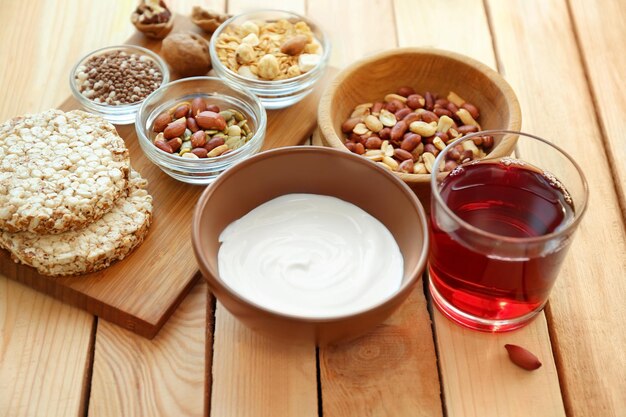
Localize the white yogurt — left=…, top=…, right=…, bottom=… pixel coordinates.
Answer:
left=217, top=194, right=403, bottom=318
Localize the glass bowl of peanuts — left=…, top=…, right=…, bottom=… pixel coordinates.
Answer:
left=209, top=9, right=330, bottom=109
left=318, top=47, right=522, bottom=204
left=136, top=76, right=267, bottom=184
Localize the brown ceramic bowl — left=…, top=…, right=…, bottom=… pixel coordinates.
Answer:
left=192, top=146, right=428, bottom=345
left=318, top=47, right=521, bottom=203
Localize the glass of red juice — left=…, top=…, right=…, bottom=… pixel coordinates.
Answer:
left=429, top=131, right=588, bottom=332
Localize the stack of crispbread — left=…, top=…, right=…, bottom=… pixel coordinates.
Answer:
left=0, top=109, right=153, bottom=276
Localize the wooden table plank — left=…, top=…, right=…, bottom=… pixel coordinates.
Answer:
left=393, top=1, right=567, bottom=416
left=210, top=305, right=318, bottom=417
left=567, top=0, right=626, bottom=220
left=308, top=1, right=443, bottom=416
left=434, top=310, right=565, bottom=416
left=88, top=281, right=207, bottom=417
left=207, top=1, right=318, bottom=416
left=0, top=281, right=94, bottom=417
left=487, top=0, right=626, bottom=415
left=320, top=290, right=441, bottom=416
left=310, top=0, right=398, bottom=66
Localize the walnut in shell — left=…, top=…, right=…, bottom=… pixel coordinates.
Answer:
left=131, top=0, right=173, bottom=40
left=191, top=6, right=231, bottom=34
left=161, top=32, right=212, bottom=77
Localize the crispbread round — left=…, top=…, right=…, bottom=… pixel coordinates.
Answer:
left=0, top=171, right=152, bottom=276
left=0, top=109, right=130, bottom=234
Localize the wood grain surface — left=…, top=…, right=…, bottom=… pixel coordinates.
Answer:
left=88, top=281, right=207, bottom=417
left=320, top=290, right=442, bottom=417
left=210, top=304, right=318, bottom=417
left=0, top=280, right=95, bottom=417
left=487, top=0, right=626, bottom=414
left=568, top=0, right=626, bottom=221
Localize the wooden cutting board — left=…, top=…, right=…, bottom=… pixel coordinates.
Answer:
left=0, top=15, right=336, bottom=338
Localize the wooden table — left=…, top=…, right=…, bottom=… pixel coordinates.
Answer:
left=1, top=0, right=624, bottom=416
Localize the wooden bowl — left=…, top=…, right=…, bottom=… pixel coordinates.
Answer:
left=192, top=146, right=429, bottom=345
left=318, top=47, right=521, bottom=203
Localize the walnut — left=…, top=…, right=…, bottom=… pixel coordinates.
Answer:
left=131, top=0, right=173, bottom=39
left=190, top=6, right=231, bottom=34
left=161, top=32, right=211, bottom=77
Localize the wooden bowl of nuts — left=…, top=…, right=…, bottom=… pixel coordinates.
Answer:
left=318, top=47, right=521, bottom=203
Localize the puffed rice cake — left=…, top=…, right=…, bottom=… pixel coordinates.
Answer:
left=0, top=109, right=130, bottom=234
left=0, top=170, right=153, bottom=276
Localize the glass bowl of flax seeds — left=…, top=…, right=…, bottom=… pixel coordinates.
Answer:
left=70, top=45, right=170, bottom=125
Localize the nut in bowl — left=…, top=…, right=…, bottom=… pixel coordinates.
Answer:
left=136, top=76, right=266, bottom=184
left=318, top=47, right=521, bottom=202
left=70, top=45, right=170, bottom=125
left=209, top=9, right=330, bottom=109
left=192, top=147, right=429, bottom=345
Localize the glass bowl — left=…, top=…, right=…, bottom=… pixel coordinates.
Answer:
left=136, top=76, right=267, bottom=185
left=70, top=45, right=170, bottom=125
left=209, top=9, right=330, bottom=110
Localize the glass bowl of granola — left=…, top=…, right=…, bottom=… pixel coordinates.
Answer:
left=209, top=10, right=330, bottom=109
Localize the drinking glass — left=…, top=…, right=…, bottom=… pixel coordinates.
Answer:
left=429, top=130, right=588, bottom=331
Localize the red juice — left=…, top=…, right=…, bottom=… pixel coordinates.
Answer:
left=429, top=159, right=575, bottom=330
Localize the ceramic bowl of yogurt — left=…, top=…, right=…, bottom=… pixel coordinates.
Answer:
left=192, top=146, right=429, bottom=345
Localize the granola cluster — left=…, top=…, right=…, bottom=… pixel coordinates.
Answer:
left=214, top=18, right=323, bottom=81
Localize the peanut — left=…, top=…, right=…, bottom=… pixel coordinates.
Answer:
left=461, top=102, right=480, bottom=119
left=422, top=152, right=436, bottom=173
left=397, top=86, right=415, bottom=97
left=384, top=93, right=408, bottom=103
left=382, top=155, right=399, bottom=170
left=153, top=112, right=172, bottom=133
left=398, top=159, right=414, bottom=173
left=401, top=134, right=421, bottom=152
left=456, top=108, right=481, bottom=129
left=390, top=121, right=408, bottom=141
left=365, top=136, right=383, bottom=149
left=409, top=121, right=437, bottom=137
left=173, top=104, right=190, bottom=119
left=155, top=139, right=173, bottom=153
left=379, top=109, right=397, bottom=127
left=364, top=115, right=383, bottom=133
left=394, top=148, right=413, bottom=161
left=504, top=344, right=542, bottom=371
left=406, top=94, right=425, bottom=110
left=191, top=97, right=207, bottom=116
left=163, top=117, right=187, bottom=139
left=196, top=111, right=227, bottom=130
left=207, top=144, right=229, bottom=157
left=341, top=117, right=362, bottom=133
left=353, top=123, right=369, bottom=136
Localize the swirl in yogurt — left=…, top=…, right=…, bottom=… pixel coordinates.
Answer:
left=217, top=194, right=403, bottom=318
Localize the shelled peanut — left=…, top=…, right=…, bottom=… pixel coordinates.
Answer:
left=341, top=88, right=494, bottom=173
left=151, top=97, right=253, bottom=159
